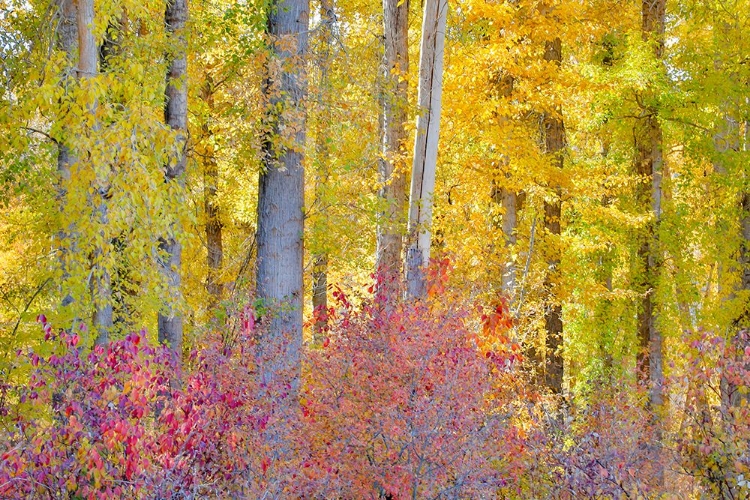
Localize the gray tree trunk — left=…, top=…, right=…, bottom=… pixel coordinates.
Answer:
left=376, top=0, right=409, bottom=292
left=76, top=0, right=113, bottom=344
left=405, top=0, right=447, bottom=298
left=635, top=0, right=666, bottom=411
left=256, top=0, right=309, bottom=391
left=158, top=0, right=188, bottom=355
left=56, top=0, right=77, bottom=309
left=541, top=38, right=565, bottom=395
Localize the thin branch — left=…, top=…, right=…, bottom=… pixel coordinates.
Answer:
left=20, top=126, right=57, bottom=144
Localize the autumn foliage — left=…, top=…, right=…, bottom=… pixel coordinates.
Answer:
left=1, top=289, right=749, bottom=499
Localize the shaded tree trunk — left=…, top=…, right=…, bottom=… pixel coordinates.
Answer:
left=405, top=0, right=447, bottom=298
left=56, top=0, right=77, bottom=309
left=201, top=76, right=223, bottom=310
left=311, top=0, right=335, bottom=339
left=158, top=0, right=188, bottom=355
left=541, top=38, right=565, bottom=395
left=635, top=0, right=666, bottom=411
left=256, top=0, right=309, bottom=390
left=376, top=0, right=409, bottom=293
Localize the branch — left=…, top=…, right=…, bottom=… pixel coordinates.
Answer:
left=20, top=126, right=57, bottom=144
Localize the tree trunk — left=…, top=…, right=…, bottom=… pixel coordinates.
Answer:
left=405, top=0, right=447, bottom=298
left=635, top=0, right=666, bottom=412
left=158, top=0, right=188, bottom=355
left=312, top=253, right=327, bottom=337
left=541, top=38, right=565, bottom=395
left=256, top=0, right=309, bottom=390
left=56, top=0, right=77, bottom=309
left=201, top=77, right=224, bottom=310
left=311, top=0, right=334, bottom=339
left=376, top=0, right=409, bottom=292
left=76, top=0, right=113, bottom=344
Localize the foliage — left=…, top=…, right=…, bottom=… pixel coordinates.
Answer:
left=2, top=292, right=749, bottom=498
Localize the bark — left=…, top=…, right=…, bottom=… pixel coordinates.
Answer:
left=541, top=38, right=565, bottom=395
left=256, top=0, right=309, bottom=390
left=405, top=0, right=447, bottom=298
left=635, top=0, right=666, bottom=411
left=376, top=0, right=409, bottom=290
left=158, top=0, right=188, bottom=355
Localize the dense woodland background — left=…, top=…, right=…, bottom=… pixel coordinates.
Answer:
left=0, top=0, right=749, bottom=497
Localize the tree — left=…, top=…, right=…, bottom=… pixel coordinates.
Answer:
left=55, top=0, right=77, bottom=310
left=76, top=0, right=113, bottom=344
left=158, top=0, right=189, bottom=356
left=405, top=0, right=447, bottom=298
left=310, top=0, right=336, bottom=338
left=635, top=0, right=666, bottom=410
left=197, top=75, right=224, bottom=312
left=541, top=37, right=565, bottom=395
left=376, top=0, right=409, bottom=291
left=256, top=0, right=309, bottom=388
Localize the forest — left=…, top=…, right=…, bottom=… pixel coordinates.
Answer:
left=0, top=0, right=749, bottom=497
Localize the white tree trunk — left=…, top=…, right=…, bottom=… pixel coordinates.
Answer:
left=405, top=0, right=447, bottom=298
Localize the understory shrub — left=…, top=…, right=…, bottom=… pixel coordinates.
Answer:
left=0, top=294, right=748, bottom=499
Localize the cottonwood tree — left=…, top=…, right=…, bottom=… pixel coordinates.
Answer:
left=376, top=0, right=409, bottom=293
left=158, top=0, right=189, bottom=356
left=55, top=0, right=77, bottom=310
left=406, top=0, right=447, bottom=298
left=541, top=37, right=565, bottom=395
left=635, top=0, right=666, bottom=410
left=76, top=0, right=113, bottom=344
left=310, top=0, right=336, bottom=338
left=256, top=0, right=309, bottom=389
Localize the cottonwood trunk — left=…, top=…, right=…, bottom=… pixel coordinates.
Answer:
left=77, top=0, right=113, bottom=344
left=158, top=0, right=188, bottom=355
left=376, top=0, right=409, bottom=293
left=488, top=70, right=520, bottom=298
left=256, top=0, right=309, bottom=391
left=635, top=0, right=666, bottom=411
left=541, top=38, right=565, bottom=395
left=201, top=77, right=224, bottom=310
left=312, top=0, right=334, bottom=338
left=494, top=186, right=519, bottom=294
left=56, top=0, right=77, bottom=309
left=405, top=0, right=447, bottom=298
